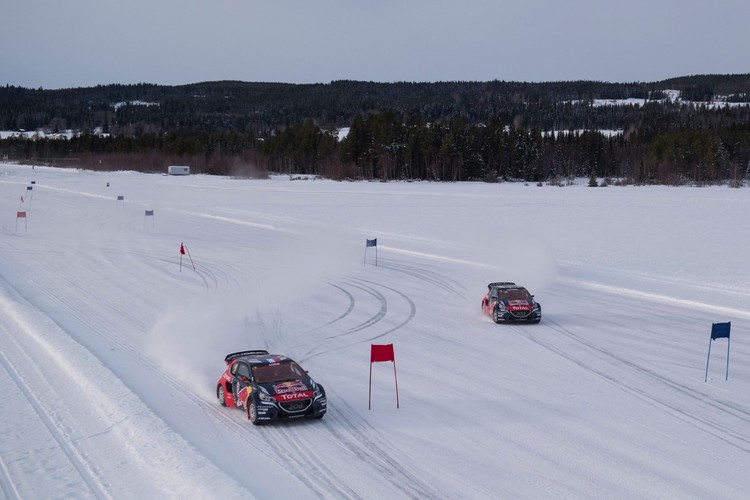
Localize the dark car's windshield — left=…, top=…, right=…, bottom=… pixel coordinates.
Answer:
left=252, top=361, right=306, bottom=384
left=497, top=288, right=532, bottom=301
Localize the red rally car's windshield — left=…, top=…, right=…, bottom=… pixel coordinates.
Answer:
left=252, top=361, right=306, bottom=384
left=497, top=288, right=532, bottom=301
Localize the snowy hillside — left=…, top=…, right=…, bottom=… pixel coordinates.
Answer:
left=1, top=164, right=749, bottom=499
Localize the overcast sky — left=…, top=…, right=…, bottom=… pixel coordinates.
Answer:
left=3, top=0, right=749, bottom=89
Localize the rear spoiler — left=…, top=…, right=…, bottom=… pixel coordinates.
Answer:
left=224, top=350, right=270, bottom=364
left=488, top=282, right=516, bottom=290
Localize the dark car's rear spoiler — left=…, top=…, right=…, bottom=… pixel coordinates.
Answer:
left=224, top=350, right=270, bottom=364
left=488, top=282, right=516, bottom=290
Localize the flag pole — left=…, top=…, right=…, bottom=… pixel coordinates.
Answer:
left=392, top=359, right=399, bottom=408
left=185, top=244, right=196, bottom=271
left=368, top=361, right=373, bottom=410
left=704, top=338, right=712, bottom=382
left=725, top=336, right=731, bottom=381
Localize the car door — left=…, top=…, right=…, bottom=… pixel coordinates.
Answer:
left=490, top=287, right=499, bottom=308
left=231, top=362, right=253, bottom=407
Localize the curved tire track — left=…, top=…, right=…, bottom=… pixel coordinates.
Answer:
left=519, top=318, right=750, bottom=453
left=301, top=278, right=416, bottom=362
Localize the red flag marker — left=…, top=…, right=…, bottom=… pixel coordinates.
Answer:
left=179, top=242, right=195, bottom=272
left=369, top=343, right=399, bottom=409
left=370, top=343, right=394, bottom=362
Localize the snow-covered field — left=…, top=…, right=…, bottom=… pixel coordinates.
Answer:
left=1, top=163, right=748, bottom=499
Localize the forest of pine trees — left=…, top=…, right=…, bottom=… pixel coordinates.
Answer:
left=2, top=75, right=750, bottom=185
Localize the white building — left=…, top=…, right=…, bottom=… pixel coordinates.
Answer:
left=167, top=165, right=190, bottom=175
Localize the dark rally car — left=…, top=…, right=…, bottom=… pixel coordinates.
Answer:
left=481, top=282, right=542, bottom=323
left=216, top=350, right=327, bottom=425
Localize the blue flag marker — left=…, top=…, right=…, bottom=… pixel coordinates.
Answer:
left=705, top=322, right=731, bottom=382
left=364, top=238, right=378, bottom=266
left=710, top=322, right=730, bottom=339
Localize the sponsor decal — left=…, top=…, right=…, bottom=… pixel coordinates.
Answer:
left=274, top=390, right=314, bottom=402
left=508, top=300, right=531, bottom=311
left=238, top=386, right=252, bottom=404
left=273, top=381, right=309, bottom=394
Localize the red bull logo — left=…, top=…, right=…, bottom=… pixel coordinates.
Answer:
left=238, top=386, right=252, bottom=404
left=273, top=381, right=308, bottom=394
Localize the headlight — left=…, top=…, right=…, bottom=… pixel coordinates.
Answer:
left=258, top=391, right=274, bottom=403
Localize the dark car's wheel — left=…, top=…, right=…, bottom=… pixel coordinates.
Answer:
left=217, top=384, right=227, bottom=407
left=247, top=400, right=260, bottom=425
left=493, top=306, right=503, bottom=324
left=533, top=305, right=542, bottom=323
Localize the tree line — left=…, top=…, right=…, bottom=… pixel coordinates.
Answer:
left=2, top=75, right=750, bottom=185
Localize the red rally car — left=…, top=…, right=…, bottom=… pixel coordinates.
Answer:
left=481, top=282, right=542, bottom=323
left=217, top=350, right=327, bottom=425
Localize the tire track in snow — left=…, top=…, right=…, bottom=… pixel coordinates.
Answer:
left=314, top=283, right=356, bottom=330
left=300, top=278, right=416, bottom=362
left=323, top=280, right=388, bottom=339
left=376, top=258, right=469, bottom=300
left=0, top=452, right=20, bottom=500
left=0, top=323, right=112, bottom=500
left=0, top=358, right=25, bottom=500
left=357, top=278, right=417, bottom=342
left=265, top=422, right=364, bottom=499
left=198, top=400, right=360, bottom=498
left=299, top=279, right=388, bottom=362
left=520, top=318, right=750, bottom=453
left=546, top=317, right=750, bottom=424
left=319, top=397, right=444, bottom=500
